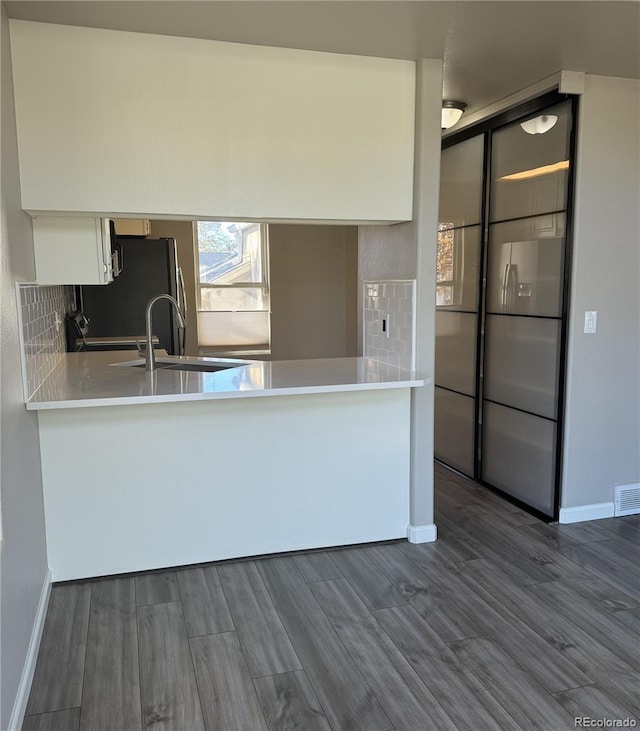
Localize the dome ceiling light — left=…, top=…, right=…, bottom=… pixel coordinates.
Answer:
left=442, top=100, right=467, bottom=130
left=520, top=114, right=559, bottom=135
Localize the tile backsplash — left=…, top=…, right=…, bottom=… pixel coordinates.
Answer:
left=17, top=284, right=75, bottom=399
left=363, top=280, right=416, bottom=370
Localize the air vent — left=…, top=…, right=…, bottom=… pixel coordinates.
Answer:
left=614, top=483, right=640, bottom=517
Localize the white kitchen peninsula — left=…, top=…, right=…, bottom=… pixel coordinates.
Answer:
left=29, top=352, right=425, bottom=581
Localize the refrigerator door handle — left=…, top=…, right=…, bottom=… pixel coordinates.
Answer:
left=176, top=266, right=187, bottom=356
left=177, top=266, right=187, bottom=317
left=501, top=264, right=510, bottom=309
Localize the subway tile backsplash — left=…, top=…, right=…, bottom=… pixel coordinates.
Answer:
left=18, top=283, right=75, bottom=400
left=363, top=280, right=416, bottom=370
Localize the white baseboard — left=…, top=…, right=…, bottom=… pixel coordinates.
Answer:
left=558, top=502, right=615, bottom=524
left=406, top=523, right=437, bottom=543
left=8, top=570, right=52, bottom=731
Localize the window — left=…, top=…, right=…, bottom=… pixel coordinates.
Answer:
left=195, top=222, right=270, bottom=352
left=436, top=224, right=456, bottom=306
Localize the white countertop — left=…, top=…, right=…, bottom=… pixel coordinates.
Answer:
left=27, top=351, right=426, bottom=410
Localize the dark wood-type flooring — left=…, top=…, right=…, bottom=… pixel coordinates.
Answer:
left=23, top=464, right=640, bottom=730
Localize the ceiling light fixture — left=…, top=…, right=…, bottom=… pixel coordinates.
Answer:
left=442, top=100, right=467, bottom=130
left=520, top=114, right=558, bottom=135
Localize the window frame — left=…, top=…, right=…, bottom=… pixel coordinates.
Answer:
left=436, top=222, right=464, bottom=308
left=195, top=222, right=270, bottom=312
left=194, top=221, right=271, bottom=355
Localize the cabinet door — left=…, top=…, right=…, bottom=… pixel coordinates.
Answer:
left=113, top=218, right=150, bottom=237
left=32, top=216, right=113, bottom=285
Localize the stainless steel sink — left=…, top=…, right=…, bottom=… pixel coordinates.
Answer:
left=111, top=356, right=254, bottom=373
left=129, top=361, right=235, bottom=373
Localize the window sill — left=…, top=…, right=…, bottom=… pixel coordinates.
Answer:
left=198, top=346, right=271, bottom=357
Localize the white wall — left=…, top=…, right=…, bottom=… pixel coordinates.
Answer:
left=562, top=75, right=640, bottom=509
left=38, top=390, right=411, bottom=580
left=0, top=5, right=49, bottom=727
left=359, top=59, right=443, bottom=534
left=10, top=20, right=415, bottom=224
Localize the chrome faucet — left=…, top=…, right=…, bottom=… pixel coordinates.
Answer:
left=142, top=294, right=185, bottom=371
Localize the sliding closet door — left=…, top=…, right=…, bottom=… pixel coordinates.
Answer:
left=436, top=94, right=576, bottom=519
left=435, top=135, right=484, bottom=476
left=481, top=101, right=572, bottom=516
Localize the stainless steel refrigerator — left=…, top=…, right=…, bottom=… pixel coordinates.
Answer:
left=79, top=237, right=183, bottom=355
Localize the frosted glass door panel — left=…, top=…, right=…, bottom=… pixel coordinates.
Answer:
left=491, top=102, right=571, bottom=223
left=436, top=133, right=483, bottom=479
left=439, top=135, right=484, bottom=227
left=486, top=215, right=566, bottom=317
left=436, top=312, right=477, bottom=396
left=483, top=402, right=556, bottom=516
left=435, top=388, right=475, bottom=477
left=437, top=225, right=481, bottom=311
left=484, top=315, right=560, bottom=419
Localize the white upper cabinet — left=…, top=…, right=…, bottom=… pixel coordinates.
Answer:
left=9, top=21, right=416, bottom=224
left=32, top=216, right=114, bottom=285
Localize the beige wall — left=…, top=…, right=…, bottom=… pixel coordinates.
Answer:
left=344, top=227, right=359, bottom=356
left=149, top=220, right=198, bottom=356
left=150, top=220, right=358, bottom=361
left=268, top=224, right=358, bottom=360
left=562, top=75, right=640, bottom=510
left=1, top=6, right=49, bottom=727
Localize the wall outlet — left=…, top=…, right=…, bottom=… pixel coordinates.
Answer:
left=381, top=313, right=390, bottom=338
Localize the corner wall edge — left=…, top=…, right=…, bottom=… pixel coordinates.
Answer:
left=7, top=569, right=52, bottom=731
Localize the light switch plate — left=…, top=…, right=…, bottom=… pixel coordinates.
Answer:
left=584, top=310, right=598, bottom=334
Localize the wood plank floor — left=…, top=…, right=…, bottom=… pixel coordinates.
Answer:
left=23, top=464, right=640, bottom=730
